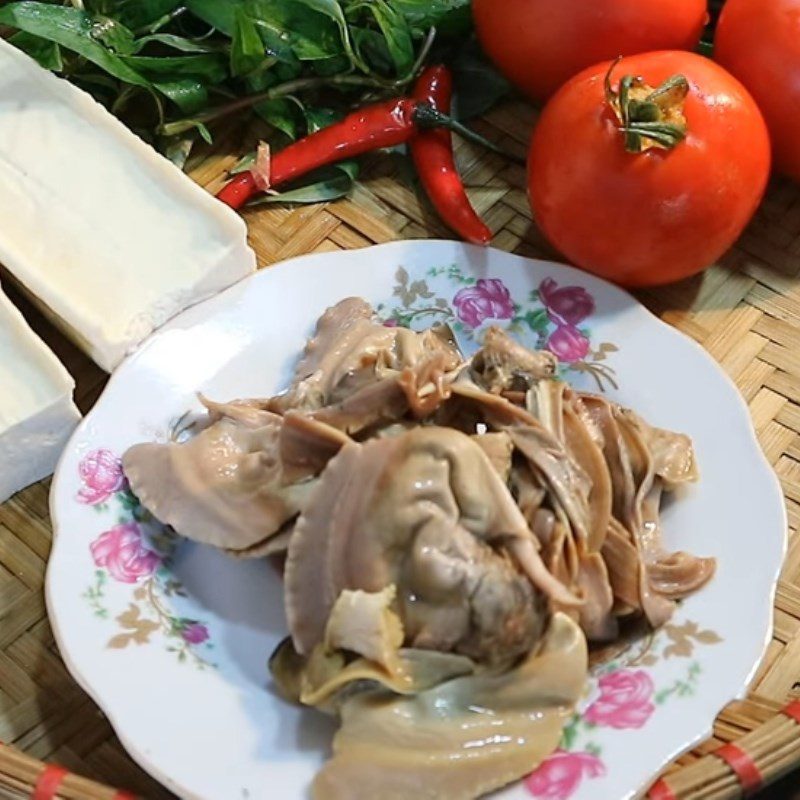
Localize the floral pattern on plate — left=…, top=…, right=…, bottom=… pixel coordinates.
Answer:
left=78, top=449, right=215, bottom=668
left=378, top=265, right=619, bottom=390
left=526, top=620, right=722, bottom=798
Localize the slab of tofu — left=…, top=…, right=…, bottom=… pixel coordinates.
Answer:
left=0, top=286, right=80, bottom=503
left=0, top=37, right=256, bottom=372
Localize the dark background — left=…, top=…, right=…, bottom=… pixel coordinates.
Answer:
left=763, top=773, right=800, bottom=798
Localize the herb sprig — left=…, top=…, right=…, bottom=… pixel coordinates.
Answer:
left=0, top=0, right=500, bottom=190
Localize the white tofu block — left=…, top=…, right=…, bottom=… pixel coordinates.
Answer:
left=0, top=38, right=256, bottom=372
left=0, top=287, right=80, bottom=502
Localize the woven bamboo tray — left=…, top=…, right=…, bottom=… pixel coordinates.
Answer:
left=1, top=98, right=798, bottom=799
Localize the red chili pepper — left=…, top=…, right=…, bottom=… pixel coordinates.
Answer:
left=216, top=98, right=418, bottom=210
left=216, top=170, right=258, bottom=209
left=216, top=86, right=519, bottom=213
left=410, top=66, right=492, bottom=246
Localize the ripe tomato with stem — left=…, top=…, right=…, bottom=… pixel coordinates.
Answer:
left=528, top=51, right=771, bottom=287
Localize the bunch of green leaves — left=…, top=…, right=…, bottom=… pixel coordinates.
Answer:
left=0, top=0, right=508, bottom=201
left=0, top=1, right=466, bottom=137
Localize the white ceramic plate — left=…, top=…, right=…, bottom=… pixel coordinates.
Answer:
left=47, top=241, right=786, bottom=800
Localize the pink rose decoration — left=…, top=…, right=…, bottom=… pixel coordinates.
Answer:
left=584, top=669, right=655, bottom=729
left=383, top=319, right=399, bottom=328
left=181, top=622, right=210, bottom=645
left=525, top=750, right=606, bottom=800
left=546, top=325, right=591, bottom=363
left=539, top=278, right=595, bottom=327
left=77, top=449, right=126, bottom=505
left=453, top=278, right=515, bottom=328
left=90, top=523, right=161, bottom=584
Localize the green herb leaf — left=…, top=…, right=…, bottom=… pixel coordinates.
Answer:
left=161, top=133, right=197, bottom=169
left=134, top=33, right=225, bottom=55
left=8, top=30, right=62, bottom=70
left=289, top=0, right=348, bottom=32
left=196, top=121, right=214, bottom=144
left=231, top=9, right=267, bottom=77
left=229, top=152, right=257, bottom=174
left=247, top=0, right=345, bottom=61
left=123, top=54, right=228, bottom=83
left=363, top=0, right=414, bottom=76
left=154, top=78, right=209, bottom=114
left=254, top=22, right=299, bottom=65
left=304, top=106, right=341, bottom=133
left=255, top=96, right=302, bottom=139
left=389, top=0, right=470, bottom=35
left=244, top=68, right=280, bottom=93
left=309, top=52, right=351, bottom=76
left=115, top=0, right=183, bottom=31
left=0, top=2, right=151, bottom=87
left=184, top=0, right=242, bottom=35
left=165, top=116, right=214, bottom=143
left=91, top=16, right=138, bottom=56
left=351, top=27, right=394, bottom=75
left=285, top=0, right=363, bottom=66
left=249, top=160, right=358, bottom=204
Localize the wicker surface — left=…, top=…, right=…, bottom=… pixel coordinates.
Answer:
left=1, top=98, right=799, bottom=798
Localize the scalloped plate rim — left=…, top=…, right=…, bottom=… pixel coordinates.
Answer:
left=45, top=240, right=787, bottom=800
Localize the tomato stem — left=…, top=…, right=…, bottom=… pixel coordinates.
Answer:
left=604, top=59, right=689, bottom=154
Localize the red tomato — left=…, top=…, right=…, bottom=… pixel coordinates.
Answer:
left=715, top=0, right=800, bottom=182
left=473, top=0, right=708, bottom=103
left=528, top=52, right=771, bottom=287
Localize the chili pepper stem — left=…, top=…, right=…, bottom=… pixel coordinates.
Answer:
left=413, top=104, right=526, bottom=166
